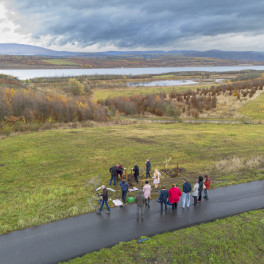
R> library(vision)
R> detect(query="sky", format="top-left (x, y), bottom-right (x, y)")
top-left (0, 0), bottom-right (264, 52)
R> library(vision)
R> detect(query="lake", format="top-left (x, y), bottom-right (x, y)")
top-left (1, 65), bottom-right (264, 80)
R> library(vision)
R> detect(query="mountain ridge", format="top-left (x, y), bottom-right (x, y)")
top-left (1, 43), bottom-right (264, 62)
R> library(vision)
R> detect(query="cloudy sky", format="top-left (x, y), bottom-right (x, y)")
top-left (0, 0), bottom-right (264, 52)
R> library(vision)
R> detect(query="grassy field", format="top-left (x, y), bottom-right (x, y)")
top-left (238, 92), bottom-right (264, 120)
top-left (62, 209), bottom-right (264, 264)
top-left (0, 123), bottom-right (264, 234)
top-left (41, 59), bottom-right (81, 66)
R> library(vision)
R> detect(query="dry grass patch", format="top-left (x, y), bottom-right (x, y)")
top-left (197, 90), bottom-right (264, 119)
top-left (215, 156), bottom-right (264, 172)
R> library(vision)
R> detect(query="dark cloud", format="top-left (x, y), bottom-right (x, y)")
top-left (3, 0), bottom-right (264, 49)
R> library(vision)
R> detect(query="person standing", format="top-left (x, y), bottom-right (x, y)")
top-left (143, 181), bottom-right (151, 208)
top-left (145, 159), bottom-right (151, 178)
top-left (192, 181), bottom-right (199, 206)
top-left (109, 164), bottom-right (118, 186)
top-left (159, 186), bottom-right (169, 212)
top-left (197, 176), bottom-right (204, 203)
top-left (153, 169), bottom-right (161, 191)
top-left (203, 175), bottom-right (211, 200)
top-left (117, 164), bottom-right (124, 179)
top-left (97, 185), bottom-right (110, 214)
top-left (168, 184), bottom-right (182, 211)
top-left (119, 177), bottom-right (129, 205)
top-left (133, 164), bottom-right (139, 183)
top-left (135, 190), bottom-right (145, 220)
top-left (181, 179), bottom-right (192, 208)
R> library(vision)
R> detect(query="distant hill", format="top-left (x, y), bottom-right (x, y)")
top-left (0, 43), bottom-right (75, 56)
top-left (1, 43), bottom-right (264, 62)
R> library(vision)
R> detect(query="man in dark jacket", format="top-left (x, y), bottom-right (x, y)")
top-left (109, 164), bottom-right (118, 186)
top-left (159, 186), bottom-right (169, 212)
top-left (97, 185), bottom-right (110, 214)
top-left (145, 159), bottom-right (151, 178)
top-left (197, 176), bottom-right (204, 203)
top-left (120, 178), bottom-right (129, 205)
top-left (133, 164), bottom-right (139, 183)
top-left (181, 179), bottom-right (192, 208)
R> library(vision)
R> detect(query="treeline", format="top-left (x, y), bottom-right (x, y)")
top-left (101, 77), bottom-right (264, 118)
top-left (0, 88), bottom-right (109, 129)
top-left (103, 93), bottom-right (180, 117)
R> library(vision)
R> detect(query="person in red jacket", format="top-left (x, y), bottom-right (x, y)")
top-left (168, 184), bottom-right (182, 211)
top-left (203, 175), bottom-right (211, 200)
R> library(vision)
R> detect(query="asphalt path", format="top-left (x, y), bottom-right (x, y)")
top-left (0, 180), bottom-right (264, 264)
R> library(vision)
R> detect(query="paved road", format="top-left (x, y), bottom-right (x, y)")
top-left (0, 180), bottom-right (264, 264)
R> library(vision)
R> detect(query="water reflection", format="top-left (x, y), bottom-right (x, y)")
top-left (127, 80), bottom-right (197, 87)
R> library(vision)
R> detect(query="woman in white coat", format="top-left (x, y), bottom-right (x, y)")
top-left (153, 169), bottom-right (161, 190)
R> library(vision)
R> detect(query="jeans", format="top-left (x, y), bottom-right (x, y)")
top-left (182, 192), bottom-right (190, 208)
top-left (109, 175), bottom-right (116, 186)
top-left (145, 198), bottom-right (150, 207)
top-left (137, 206), bottom-right (144, 219)
top-left (172, 203), bottom-right (178, 210)
top-left (122, 190), bottom-right (127, 203)
top-left (204, 189), bottom-right (208, 198)
top-left (198, 190), bottom-right (203, 201)
top-left (99, 200), bottom-right (110, 211)
top-left (160, 200), bottom-right (167, 211)
top-left (146, 170), bottom-right (150, 178)
top-left (193, 196), bottom-right (197, 205)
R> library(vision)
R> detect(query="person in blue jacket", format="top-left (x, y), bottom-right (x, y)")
top-left (145, 159), bottom-right (151, 178)
top-left (120, 177), bottom-right (129, 205)
top-left (159, 186), bottom-right (169, 212)
top-left (181, 179), bottom-right (192, 208)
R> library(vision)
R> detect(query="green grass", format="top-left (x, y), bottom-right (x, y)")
top-left (0, 123), bottom-right (264, 234)
top-left (41, 59), bottom-right (80, 66)
top-left (238, 92), bottom-right (264, 120)
top-left (62, 209), bottom-right (264, 264)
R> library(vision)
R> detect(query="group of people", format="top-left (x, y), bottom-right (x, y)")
top-left (134, 175), bottom-right (210, 219)
top-left (97, 160), bottom-right (211, 218)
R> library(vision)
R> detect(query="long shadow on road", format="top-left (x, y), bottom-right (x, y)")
top-left (0, 180), bottom-right (264, 264)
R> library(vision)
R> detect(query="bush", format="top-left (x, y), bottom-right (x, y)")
top-left (69, 78), bottom-right (84, 96)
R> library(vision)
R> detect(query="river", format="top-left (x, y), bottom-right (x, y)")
top-left (1, 65), bottom-right (264, 80)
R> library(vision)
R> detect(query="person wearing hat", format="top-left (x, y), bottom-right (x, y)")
top-left (143, 181), bottom-right (151, 208)
top-left (97, 185), bottom-right (110, 214)
top-left (203, 175), bottom-right (211, 199)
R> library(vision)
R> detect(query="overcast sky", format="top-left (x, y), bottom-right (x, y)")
top-left (0, 0), bottom-right (264, 52)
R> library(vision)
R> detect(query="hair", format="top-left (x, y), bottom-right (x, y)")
top-left (145, 181), bottom-right (149, 184)
top-left (122, 177), bottom-right (126, 180)
top-left (162, 186), bottom-right (166, 189)
top-left (172, 184), bottom-right (176, 187)
top-left (102, 185), bottom-right (105, 189)
top-left (198, 176), bottom-right (203, 182)
top-left (204, 175), bottom-right (208, 178)
top-left (183, 178), bottom-right (187, 182)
